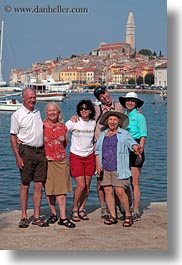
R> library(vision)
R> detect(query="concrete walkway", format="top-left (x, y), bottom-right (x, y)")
top-left (0, 202), bottom-right (167, 251)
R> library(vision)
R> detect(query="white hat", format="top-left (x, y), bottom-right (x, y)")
top-left (119, 92), bottom-right (144, 108)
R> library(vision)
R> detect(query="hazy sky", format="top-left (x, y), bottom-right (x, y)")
top-left (0, 0), bottom-right (167, 82)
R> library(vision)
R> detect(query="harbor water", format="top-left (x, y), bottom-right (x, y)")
top-left (0, 92), bottom-right (167, 213)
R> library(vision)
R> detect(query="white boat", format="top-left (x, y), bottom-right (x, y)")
top-left (42, 78), bottom-right (72, 93)
top-left (25, 82), bottom-right (67, 102)
top-left (0, 98), bottom-right (22, 111)
top-left (160, 90), bottom-right (167, 101)
top-left (92, 99), bottom-right (101, 106)
top-left (36, 91), bottom-right (67, 102)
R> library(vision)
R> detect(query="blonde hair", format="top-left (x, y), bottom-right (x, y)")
top-left (44, 102), bottom-right (64, 123)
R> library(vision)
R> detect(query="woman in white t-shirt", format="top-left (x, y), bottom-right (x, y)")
top-left (65, 99), bottom-right (96, 222)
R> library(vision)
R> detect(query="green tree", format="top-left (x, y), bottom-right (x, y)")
top-left (70, 54), bottom-right (78, 59)
top-left (139, 49), bottom-right (153, 57)
top-left (128, 78), bottom-right (135, 84)
top-left (136, 76), bottom-right (143, 85)
top-left (145, 74), bottom-right (154, 85)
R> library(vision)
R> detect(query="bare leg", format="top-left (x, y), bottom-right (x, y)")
top-left (20, 183), bottom-right (29, 219)
top-left (130, 167), bottom-right (141, 211)
top-left (33, 182), bottom-right (43, 219)
top-left (104, 186), bottom-right (116, 218)
top-left (46, 195), bottom-right (57, 216)
top-left (79, 176), bottom-right (92, 211)
top-left (73, 176), bottom-right (85, 212)
top-left (56, 194), bottom-right (67, 219)
top-left (97, 179), bottom-right (106, 205)
top-left (114, 186), bottom-right (131, 217)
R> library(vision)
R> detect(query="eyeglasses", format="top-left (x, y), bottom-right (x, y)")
top-left (79, 107), bottom-right (89, 111)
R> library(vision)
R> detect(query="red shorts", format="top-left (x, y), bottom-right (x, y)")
top-left (69, 152), bottom-right (95, 178)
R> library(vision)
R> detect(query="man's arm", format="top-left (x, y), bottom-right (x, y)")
top-left (10, 134), bottom-right (24, 169)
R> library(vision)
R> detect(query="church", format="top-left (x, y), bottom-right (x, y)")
top-left (92, 10), bottom-right (135, 57)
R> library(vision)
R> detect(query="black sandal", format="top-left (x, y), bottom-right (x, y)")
top-left (32, 217), bottom-right (49, 227)
top-left (104, 216), bottom-right (118, 225)
top-left (46, 213), bottom-right (58, 224)
top-left (123, 216), bottom-right (133, 227)
top-left (79, 209), bottom-right (89, 220)
top-left (58, 218), bottom-right (76, 228)
top-left (19, 218), bottom-right (29, 228)
top-left (72, 210), bottom-right (80, 222)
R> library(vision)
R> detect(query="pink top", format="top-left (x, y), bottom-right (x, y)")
top-left (43, 121), bottom-right (68, 161)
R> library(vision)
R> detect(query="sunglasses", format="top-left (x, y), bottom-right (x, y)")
top-left (79, 107), bottom-right (89, 111)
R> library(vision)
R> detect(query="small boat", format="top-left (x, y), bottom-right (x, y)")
top-left (0, 98), bottom-right (22, 111)
top-left (25, 82), bottom-right (67, 102)
top-left (92, 99), bottom-right (101, 106)
top-left (160, 90), bottom-right (167, 101)
top-left (36, 91), bottom-right (67, 102)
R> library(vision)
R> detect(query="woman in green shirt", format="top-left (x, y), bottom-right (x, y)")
top-left (119, 92), bottom-right (147, 222)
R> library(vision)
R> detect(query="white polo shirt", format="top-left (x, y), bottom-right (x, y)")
top-left (10, 105), bottom-right (44, 147)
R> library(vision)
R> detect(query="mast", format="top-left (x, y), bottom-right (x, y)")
top-left (0, 21), bottom-right (4, 82)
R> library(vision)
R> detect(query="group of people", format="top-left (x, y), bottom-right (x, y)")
top-left (10, 85), bottom-right (147, 229)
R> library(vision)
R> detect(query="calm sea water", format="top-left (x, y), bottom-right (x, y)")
top-left (0, 92), bottom-right (167, 213)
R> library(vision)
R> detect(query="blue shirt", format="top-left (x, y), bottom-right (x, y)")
top-left (95, 127), bottom-right (139, 179)
top-left (125, 108), bottom-right (147, 139)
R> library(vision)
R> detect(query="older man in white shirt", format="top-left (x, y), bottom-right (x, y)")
top-left (10, 87), bottom-right (48, 228)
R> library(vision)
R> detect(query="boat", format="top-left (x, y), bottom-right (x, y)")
top-left (92, 99), bottom-right (101, 106)
top-left (160, 90), bottom-right (167, 101)
top-left (0, 98), bottom-right (22, 111)
top-left (36, 91), bottom-right (67, 102)
top-left (25, 82), bottom-right (67, 102)
top-left (42, 78), bottom-right (72, 93)
top-left (0, 21), bottom-right (22, 93)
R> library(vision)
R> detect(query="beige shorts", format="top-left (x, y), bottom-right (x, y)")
top-left (101, 170), bottom-right (129, 188)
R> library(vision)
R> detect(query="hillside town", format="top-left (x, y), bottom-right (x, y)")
top-left (9, 11), bottom-right (167, 91)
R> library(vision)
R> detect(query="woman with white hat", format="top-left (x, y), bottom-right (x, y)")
top-left (119, 92), bottom-right (147, 222)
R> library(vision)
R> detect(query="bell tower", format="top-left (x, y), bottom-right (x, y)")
top-left (126, 10), bottom-right (135, 49)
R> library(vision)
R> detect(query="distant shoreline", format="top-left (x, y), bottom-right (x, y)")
top-left (107, 88), bottom-right (163, 94)
top-left (71, 88), bottom-right (164, 94)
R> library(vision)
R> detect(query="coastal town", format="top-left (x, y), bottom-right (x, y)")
top-left (8, 11), bottom-right (167, 92)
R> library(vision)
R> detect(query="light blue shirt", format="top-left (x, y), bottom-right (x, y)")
top-left (125, 108), bottom-right (147, 139)
top-left (95, 127), bottom-right (139, 179)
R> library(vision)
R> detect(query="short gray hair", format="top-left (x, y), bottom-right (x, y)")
top-left (22, 87), bottom-right (36, 97)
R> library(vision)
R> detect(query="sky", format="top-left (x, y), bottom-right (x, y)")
top-left (0, 0), bottom-right (167, 82)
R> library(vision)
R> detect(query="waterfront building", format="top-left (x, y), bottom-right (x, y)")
top-left (154, 62), bottom-right (167, 87)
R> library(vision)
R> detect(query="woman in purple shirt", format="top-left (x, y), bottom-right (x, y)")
top-left (95, 110), bottom-right (142, 227)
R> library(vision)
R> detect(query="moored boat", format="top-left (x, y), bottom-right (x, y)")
top-left (25, 82), bottom-right (67, 102)
top-left (0, 98), bottom-right (22, 111)
top-left (36, 91), bottom-right (67, 102)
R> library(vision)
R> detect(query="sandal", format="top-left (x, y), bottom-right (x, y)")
top-left (123, 216), bottom-right (133, 227)
top-left (104, 216), bottom-right (118, 225)
top-left (46, 213), bottom-right (58, 224)
top-left (79, 209), bottom-right (89, 220)
top-left (19, 218), bottom-right (29, 228)
top-left (58, 218), bottom-right (76, 228)
top-left (32, 217), bottom-right (49, 227)
top-left (72, 210), bottom-right (80, 222)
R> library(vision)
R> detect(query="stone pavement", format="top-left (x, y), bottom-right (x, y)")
top-left (0, 202), bottom-right (167, 251)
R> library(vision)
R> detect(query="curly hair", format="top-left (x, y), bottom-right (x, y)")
top-left (76, 99), bottom-right (95, 120)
